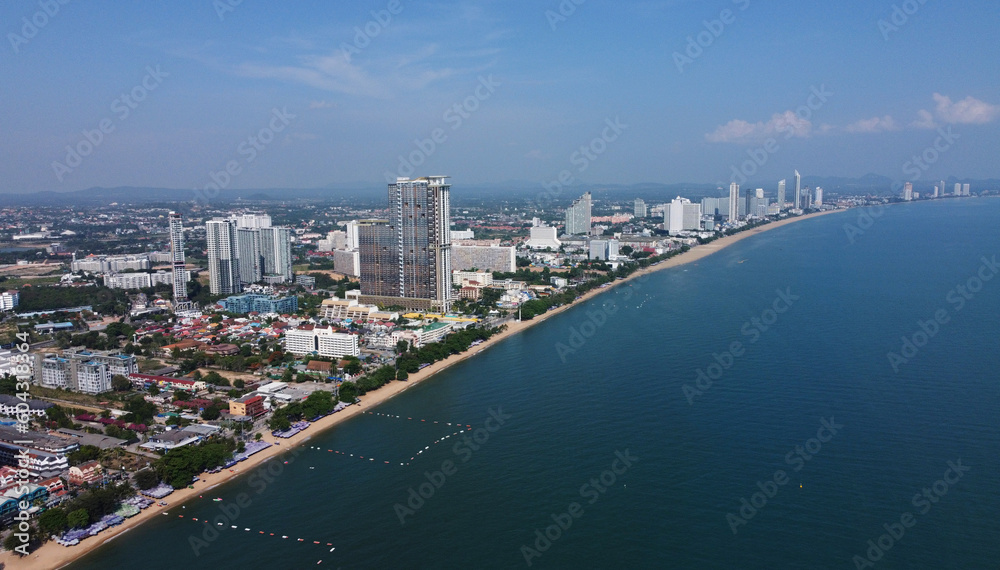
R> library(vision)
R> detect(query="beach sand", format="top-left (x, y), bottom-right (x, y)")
top-left (2, 209), bottom-right (844, 570)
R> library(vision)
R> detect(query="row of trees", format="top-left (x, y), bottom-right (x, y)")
top-left (268, 391), bottom-right (336, 430)
top-left (156, 437), bottom-right (241, 489)
top-left (33, 483), bottom-right (135, 538)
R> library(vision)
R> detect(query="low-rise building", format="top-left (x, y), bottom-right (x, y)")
top-left (229, 394), bottom-right (265, 419)
top-left (0, 291), bottom-right (19, 311)
top-left (284, 326), bottom-right (360, 359)
top-left (0, 426), bottom-right (78, 479)
top-left (68, 461), bottom-right (103, 486)
top-left (219, 294), bottom-right (298, 315)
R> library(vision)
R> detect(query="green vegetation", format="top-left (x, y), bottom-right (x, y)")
top-left (156, 438), bottom-right (239, 489)
top-left (17, 285), bottom-right (130, 315)
top-left (268, 391), bottom-right (336, 430)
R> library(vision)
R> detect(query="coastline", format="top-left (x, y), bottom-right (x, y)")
top-left (4, 209), bottom-right (844, 570)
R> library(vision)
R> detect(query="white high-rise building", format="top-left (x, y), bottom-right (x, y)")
top-left (168, 212), bottom-right (188, 302)
top-left (903, 183), bottom-right (914, 201)
top-left (284, 327), bottom-right (360, 359)
top-left (954, 183), bottom-right (962, 196)
top-left (728, 183), bottom-right (740, 220)
top-left (814, 187), bottom-right (823, 206)
top-left (235, 213), bottom-right (272, 229)
top-left (236, 227), bottom-right (263, 284)
top-left (794, 170), bottom-right (802, 210)
top-left (664, 197), bottom-right (702, 235)
top-left (962, 183), bottom-right (971, 196)
top-left (634, 198), bottom-right (648, 218)
top-left (777, 179), bottom-right (786, 208)
top-left (206, 219), bottom-right (241, 295)
top-left (565, 192), bottom-right (592, 235)
top-left (260, 226), bottom-right (293, 283)
top-left (345, 221), bottom-right (360, 250)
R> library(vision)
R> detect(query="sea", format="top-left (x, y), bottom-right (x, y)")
top-left (70, 198), bottom-right (1000, 569)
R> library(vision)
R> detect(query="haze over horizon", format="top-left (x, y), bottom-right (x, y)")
top-left (2, 1), bottom-right (999, 195)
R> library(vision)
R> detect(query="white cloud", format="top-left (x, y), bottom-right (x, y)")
top-left (931, 93), bottom-right (1000, 125)
top-left (705, 110), bottom-right (812, 143)
top-left (911, 109), bottom-right (937, 129)
top-left (844, 115), bottom-right (899, 134)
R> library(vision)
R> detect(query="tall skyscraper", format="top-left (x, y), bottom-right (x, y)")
top-left (954, 183), bottom-right (962, 196)
top-left (260, 226), bottom-right (293, 282)
top-left (236, 227), bottom-right (263, 284)
top-left (664, 197), bottom-right (701, 235)
top-left (634, 198), bottom-right (647, 218)
top-left (206, 219), bottom-right (241, 295)
top-left (565, 192), bottom-right (592, 235)
top-left (168, 212), bottom-right (188, 303)
top-left (344, 221), bottom-right (360, 250)
top-left (903, 182), bottom-right (914, 201)
top-left (940, 180), bottom-right (947, 196)
top-left (235, 213), bottom-right (272, 229)
top-left (777, 179), bottom-right (786, 208)
top-left (728, 183), bottom-right (740, 220)
top-left (794, 170), bottom-right (802, 210)
top-left (814, 187), bottom-right (823, 206)
top-left (358, 176), bottom-right (453, 311)
top-left (962, 183), bottom-right (971, 196)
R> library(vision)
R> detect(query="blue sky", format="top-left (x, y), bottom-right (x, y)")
top-left (1, 0), bottom-right (998, 194)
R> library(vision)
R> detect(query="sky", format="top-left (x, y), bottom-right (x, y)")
top-left (1, 0), bottom-right (999, 194)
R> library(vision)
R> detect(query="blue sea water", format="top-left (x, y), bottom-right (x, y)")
top-left (70, 198), bottom-right (1000, 569)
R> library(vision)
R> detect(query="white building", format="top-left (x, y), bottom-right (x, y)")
top-left (729, 183), bottom-right (740, 220)
top-left (527, 225), bottom-right (561, 250)
top-left (333, 249), bottom-right (360, 277)
top-left (565, 192), bottom-right (592, 236)
top-left (0, 291), bottom-right (18, 311)
top-left (664, 197), bottom-right (702, 235)
top-left (453, 271), bottom-right (493, 287)
top-left (284, 326), bottom-right (360, 359)
top-left (451, 229), bottom-right (475, 240)
top-left (206, 219), bottom-right (241, 295)
top-left (451, 245), bottom-right (515, 273)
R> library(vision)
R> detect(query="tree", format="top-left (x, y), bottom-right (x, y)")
top-left (134, 469), bottom-right (159, 491)
top-left (396, 340), bottom-right (409, 354)
top-left (281, 368), bottom-right (294, 383)
top-left (67, 508), bottom-right (89, 529)
top-left (254, 433), bottom-right (262, 442)
top-left (233, 379), bottom-right (245, 389)
top-left (338, 381), bottom-right (358, 403)
top-left (38, 507), bottom-right (68, 536)
top-left (343, 360), bottom-right (362, 376)
top-left (201, 406), bottom-right (221, 421)
top-left (174, 390), bottom-right (191, 402)
top-left (111, 374), bottom-right (131, 392)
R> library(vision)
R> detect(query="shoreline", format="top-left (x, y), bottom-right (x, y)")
top-left (4, 209), bottom-right (844, 570)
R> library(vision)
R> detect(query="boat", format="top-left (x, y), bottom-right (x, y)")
top-left (213, 498), bottom-right (223, 502)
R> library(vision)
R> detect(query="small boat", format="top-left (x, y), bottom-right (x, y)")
top-left (213, 498), bottom-right (223, 502)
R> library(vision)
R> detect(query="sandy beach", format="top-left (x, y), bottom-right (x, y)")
top-left (2, 209), bottom-right (844, 570)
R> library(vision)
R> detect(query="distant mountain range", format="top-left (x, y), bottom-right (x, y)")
top-left (1, 175), bottom-right (997, 207)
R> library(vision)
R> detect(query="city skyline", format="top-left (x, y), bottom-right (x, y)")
top-left (1, 2), bottom-right (999, 194)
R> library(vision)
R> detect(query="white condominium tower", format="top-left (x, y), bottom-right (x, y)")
top-left (168, 212), bottom-right (188, 302)
top-left (206, 219), bottom-right (241, 295)
top-left (565, 192), bottom-right (592, 235)
top-left (729, 182), bottom-right (740, 220)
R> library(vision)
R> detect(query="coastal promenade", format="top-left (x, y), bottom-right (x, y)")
top-left (2, 208), bottom-right (845, 570)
